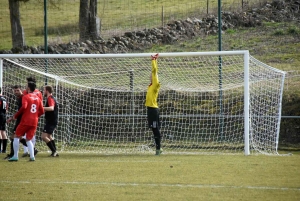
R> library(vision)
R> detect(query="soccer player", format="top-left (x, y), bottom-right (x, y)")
top-left (0, 88), bottom-right (8, 154)
top-left (41, 85), bottom-right (59, 157)
top-left (8, 82), bottom-right (44, 162)
top-left (145, 54), bottom-right (162, 155)
top-left (4, 85), bottom-right (38, 159)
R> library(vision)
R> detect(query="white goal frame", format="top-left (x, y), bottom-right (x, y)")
top-left (0, 51), bottom-right (285, 155)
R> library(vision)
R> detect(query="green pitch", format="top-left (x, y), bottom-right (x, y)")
top-left (0, 152), bottom-right (299, 201)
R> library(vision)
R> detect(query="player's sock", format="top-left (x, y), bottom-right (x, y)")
top-left (23, 146), bottom-right (28, 154)
top-left (154, 138), bottom-right (161, 150)
top-left (152, 128), bottom-right (161, 150)
top-left (26, 140), bottom-right (34, 158)
top-left (2, 139), bottom-right (7, 153)
top-left (46, 141), bottom-right (56, 153)
top-left (0, 139), bottom-right (2, 152)
top-left (13, 138), bottom-right (20, 158)
top-left (32, 136), bottom-right (36, 146)
top-left (10, 139), bottom-right (14, 156)
top-left (20, 138), bottom-right (27, 147)
top-left (51, 140), bottom-right (57, 151)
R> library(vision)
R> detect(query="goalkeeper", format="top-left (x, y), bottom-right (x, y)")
top-left (145, 54), bottom-right (162, 155)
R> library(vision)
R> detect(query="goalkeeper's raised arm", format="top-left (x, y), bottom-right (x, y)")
top-left (145, 54), bottom-right (162, 155)
top-left (145, 53), bottom-right (160, 108)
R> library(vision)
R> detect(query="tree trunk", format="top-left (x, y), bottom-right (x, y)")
top-left (89, 0), bottom-right (100, 40)
top-left (79, 0), bottom-right (90, 41)
top-left (9, 0), bottom-right (25, 48)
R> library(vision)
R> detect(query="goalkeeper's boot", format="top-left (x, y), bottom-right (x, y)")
top-left (155, 149), bottom-right (163, 156)
top-left (8, 157), bottom-right (18, 162)
top-left (51, 152), bottom-right (59, 157)
top-left (29, 157), bottom-right (35, 162)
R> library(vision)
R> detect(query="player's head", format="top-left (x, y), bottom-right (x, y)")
top-left (43, 85), bottom-right (53, 96)
top-left (27, 81), bottom-right (36, 93)
top-left (26, 76), bottom-right (36, 84)
top-left (12, 85), bottom-right (22, 97)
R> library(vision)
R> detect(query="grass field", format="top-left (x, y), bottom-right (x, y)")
top-left (0, 152), bottom-right (299, 201)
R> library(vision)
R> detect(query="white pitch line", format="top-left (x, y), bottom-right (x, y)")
top-left (1, 180), bottom-right (300, 191)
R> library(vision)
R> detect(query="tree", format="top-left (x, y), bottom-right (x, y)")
top-left (79, 0), bottom-right (100, 41)
top-left (9, 0), bottom-right (25, 48)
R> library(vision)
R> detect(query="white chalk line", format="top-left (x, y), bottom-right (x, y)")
top-left (1, 180), bottom-right (299, 191)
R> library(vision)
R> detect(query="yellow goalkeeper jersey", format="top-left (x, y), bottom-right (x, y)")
top-left (145, 59), bottom-right (160, 108)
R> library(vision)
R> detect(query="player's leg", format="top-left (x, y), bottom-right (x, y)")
top-left (31, 135), bottom-right (38, 156)
top-left (22, 135), bottom-right (29, 157)
top-left (5, 122), bottom-right (18, 159)
top-left (20, 133), bottom-right (38, 156)
top-left (8, 134), bottom-right (20, 162)
top-left (42, 124), bottom-right (58, 156)
top-left (42, 132), bottom-right (57, 156)
top-left (147, 107), bottom-right (162, 155)
top-left (8, 125), bottom-right (29, 161)
top-left (3, 135), bottom-right (14, 159)
top-left (0, 131), bottom-right (2, 153)
top-left (49, 134), bottom-right (57, 153)
top-left (0, 119), bottom-right (8, 153)
top-left (31, 135), bottom-right (36, 146)
top-left (1, 130), bottom-right (8, 153)
top-left (25, 127), bottom-right (37, 161)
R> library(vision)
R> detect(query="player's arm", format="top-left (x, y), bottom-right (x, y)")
top-left (151, 54), bottom-right (159, 86)
top-left (11, 97), bottom-right (27, 121)
top-left (44, 97), bottom-right (55, 111)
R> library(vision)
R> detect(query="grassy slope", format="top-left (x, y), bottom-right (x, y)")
top-left (0, 0), bottom-right (261, 50)
top-left (146, 22), bottom-right (300, 73)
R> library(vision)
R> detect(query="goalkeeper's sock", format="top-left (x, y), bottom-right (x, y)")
top-left (154, 138), bottom-right (161, 150)
top-left (152, 128), bottom-right (161, 150)
top-left (20, 138), bottom-right (27, 147)
top-left (46, 141), bottom-right (56, 153)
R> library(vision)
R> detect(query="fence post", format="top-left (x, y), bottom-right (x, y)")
top-left (207, 0), bottom-right (209, 14)
top-left (162, 6), bottom-right (164, 27)
top-left (242, 0), bottom-right (244, 10)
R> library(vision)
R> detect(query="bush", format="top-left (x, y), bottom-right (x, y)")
top-left (287, 26), bottom-right (300, 35)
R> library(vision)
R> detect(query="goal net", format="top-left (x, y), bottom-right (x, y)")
top-left (0, 51), bottom-right (285, 155)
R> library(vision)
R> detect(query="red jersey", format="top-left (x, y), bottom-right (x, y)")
top-left (14, 93), bottom-right (44, 127)
top-left (23, 89), bottom-right (43, 102)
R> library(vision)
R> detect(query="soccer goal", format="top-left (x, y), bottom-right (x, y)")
top-left (0, 51), bottom-right (285, 155)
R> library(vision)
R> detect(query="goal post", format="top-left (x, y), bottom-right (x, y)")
top-left (0, 51), bottom-right (285, 155)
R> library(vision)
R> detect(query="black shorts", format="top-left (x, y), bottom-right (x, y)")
top-left (147, 107), bottom-right (160, 129)
top-left (43, 122), bottom-right (57, 134)
top-left (0, 114), bottom-right (6, 131)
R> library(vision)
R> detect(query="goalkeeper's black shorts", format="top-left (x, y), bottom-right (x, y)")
top-left (147, 107), bottom-right (160, 129)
